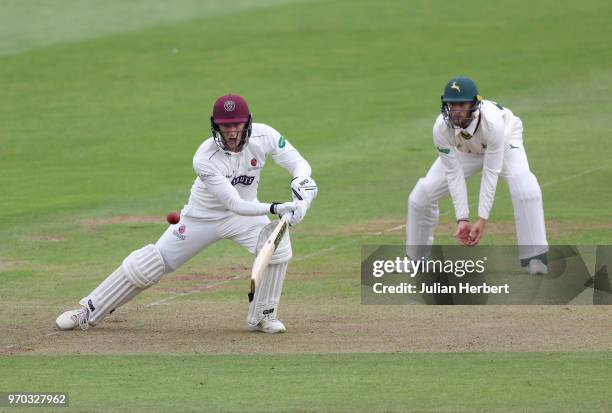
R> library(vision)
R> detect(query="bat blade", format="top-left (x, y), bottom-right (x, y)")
top-left (250, 215), bottom-right (290, 295)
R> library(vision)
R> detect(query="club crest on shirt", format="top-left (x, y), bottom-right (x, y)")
top-left (173, 224), bottom-right (187, 240)
top-left (248, 158), bottom-right (263, 171)
top-left (231, 175), bottom-right (255, 186)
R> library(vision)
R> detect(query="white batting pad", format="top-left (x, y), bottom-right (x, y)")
top-left (79, 244), bottom-right (166, 325)
top-left (247, 262), bottom-right (287, 327)
top-left (122, 244), bottom-right (166, 288)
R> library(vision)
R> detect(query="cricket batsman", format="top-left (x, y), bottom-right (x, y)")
top-left (56, 94), bottom-right (317, 333)
top-left (406, 76), bottom-right (548, 274)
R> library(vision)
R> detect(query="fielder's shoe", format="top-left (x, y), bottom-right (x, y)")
top-left (528, 259), bottom-right (548, 275)
top-left (250, 318), bottom-right (286, 334)
top-left (55, 307), bottom-right (90, 330)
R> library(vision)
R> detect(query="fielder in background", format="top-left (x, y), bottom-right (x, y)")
top-left (406, 76), bottom-right (548, 274)
top-left (56, 94), bottom-right (318, 333)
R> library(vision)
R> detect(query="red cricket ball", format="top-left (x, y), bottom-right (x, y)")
top-left (166, 211), bottom-right (180, 225)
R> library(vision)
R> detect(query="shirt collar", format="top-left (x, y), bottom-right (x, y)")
top-left (223, 149), bottom-right (243, 157)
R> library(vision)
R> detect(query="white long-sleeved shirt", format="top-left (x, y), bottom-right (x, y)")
top-left (182, 123), bottom-right (311, 219)
top-left (433, 100), bottom-right (522, 220)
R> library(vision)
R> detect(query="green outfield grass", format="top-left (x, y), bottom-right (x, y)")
top-left (2, 0), bottom-right (612, 412)
top-left (2, 353), bottom-right (611, 413)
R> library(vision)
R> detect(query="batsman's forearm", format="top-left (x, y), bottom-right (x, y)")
top-left (290, 159), bottom-right (312, 178)
top-left (275, 148), bottom-right (311, 178)
top-left (226, 197), bottom-right (271, 216)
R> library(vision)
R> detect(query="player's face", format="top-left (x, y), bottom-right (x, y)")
top-left (448, 102), bottom-right (475, 128)
top-left (218, 122), bottom-right (246, 152)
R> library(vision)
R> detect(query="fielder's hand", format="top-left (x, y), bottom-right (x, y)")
top-left (467, 218), bottom-right (486, 246)
top-left (454, 220), bottom-right (471, 246)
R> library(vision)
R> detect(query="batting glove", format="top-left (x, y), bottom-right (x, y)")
top-left (288, 200), bottom-right (308, 226)
top-left (291, 176), bottom-right (318, 205)
top-left (270, 202), bottom-right (296, 217)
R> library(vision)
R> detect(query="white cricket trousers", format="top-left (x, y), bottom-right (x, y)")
top-left (156, 214), bottom-right (272, 271)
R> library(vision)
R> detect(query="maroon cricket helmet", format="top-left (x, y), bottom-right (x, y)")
top-left (212, 94), bottom-right (251, 124)
top-left (210, 93), bottom-right (253, 152)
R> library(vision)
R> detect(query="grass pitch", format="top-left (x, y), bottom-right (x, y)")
top-left (1, 0), bottom-right (612, 412)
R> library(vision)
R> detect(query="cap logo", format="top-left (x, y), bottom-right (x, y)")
top-left (223, 100), bottom-right (236, 111)
top-left (451, 82), bottom-right (461, 92)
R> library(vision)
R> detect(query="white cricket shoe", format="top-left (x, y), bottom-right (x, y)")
top-left (528, 259), bottom-right (548, 275)
top-left (250, 318), bottom-right (286, 334)
top-left (55, 307), bottom-right (90, 330)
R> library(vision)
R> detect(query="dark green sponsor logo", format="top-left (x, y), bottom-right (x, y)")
top-left (278, 136), bottom-right (286, 148)
top-left (437, 146), bottom-right (450, 154)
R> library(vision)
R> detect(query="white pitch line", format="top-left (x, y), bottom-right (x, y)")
top-left (294, 238), bottom-right (364, 262)
top-left (2, 330), bottom-right (62, 354)
top-left (539, 165), bottom-right (607, 188)
top-left (294, 223), bottom-right (407, 262)
top-left (146, 275), bottom-right (243, 306)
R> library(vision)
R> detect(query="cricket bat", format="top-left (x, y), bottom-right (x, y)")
top-left (249, 214), bottom-right (291, 299)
